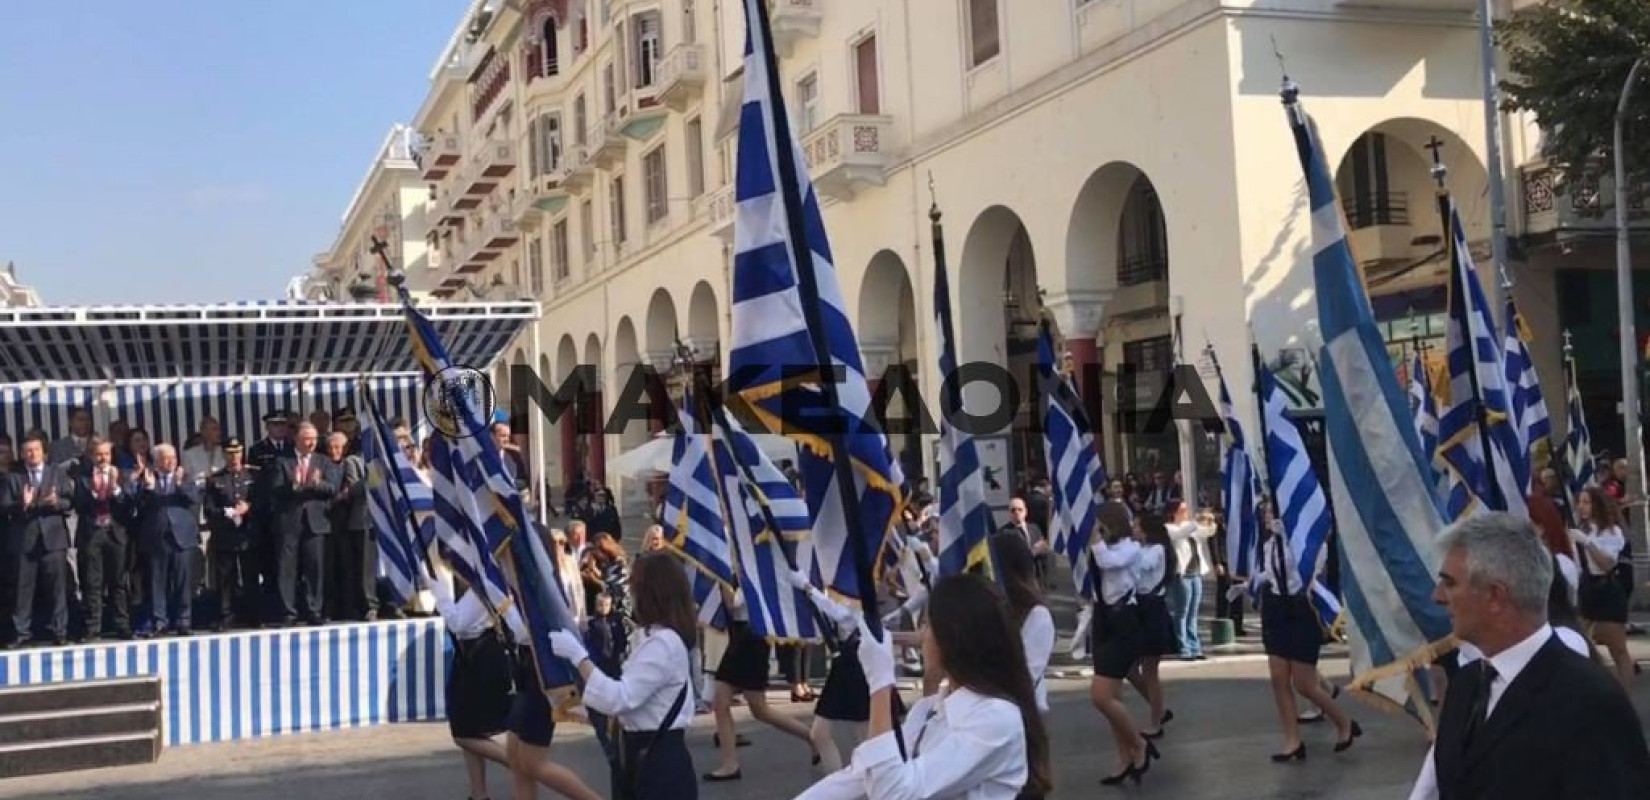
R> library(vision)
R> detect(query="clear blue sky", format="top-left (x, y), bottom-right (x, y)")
top-left (0, 1), bottom-right (462, 304)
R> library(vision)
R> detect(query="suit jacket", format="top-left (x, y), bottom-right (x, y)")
top-left (71, 465), bottom-right (135, 547)
top-left (47, 436), bottom-right (89, 467)
top-left (133, 474), bottom-right (202, 552)
top-left (273, 453), bottom-right (339, 537)
top-left (1434, 634), bottom-right (1650, 799)
top-left (330, 455), bottom-right (370, 532)
top-left (0, 465), bottom-right (75, 555)
top-left (204, 467), bottom-right (259, 551)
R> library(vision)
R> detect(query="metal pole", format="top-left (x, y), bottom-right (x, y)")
top-left (1614, 57), bottom-right (1646, 548)
top-left (531, 317), bottom-right (549, 527)
top-left (1478, 0), bottom-right (1513, 321)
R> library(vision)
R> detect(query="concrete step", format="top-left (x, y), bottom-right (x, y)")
top-left (0, 702), bottom-right (160, 746)
top-left (0, 677), bottom-right (160, 716)
top-left (0, 731), bottom-right (160, 778)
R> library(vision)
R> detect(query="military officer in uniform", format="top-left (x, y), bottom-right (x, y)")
top-left (206, 438), bottom-right (259, 631)
top-left (247, 410), bottom-right (293, 623)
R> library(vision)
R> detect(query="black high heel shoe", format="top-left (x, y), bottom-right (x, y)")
top-left (1271, 743), bottom-right (1306, 763)
top-left (1141, 738), bottom-right (1161, 762)
top-left (1334, 720), bottom-right (1363, 753)
top-left (1100, 757), bottom-right (1148, 786)
top-left (1161, 708), bottom-right (1174, 725)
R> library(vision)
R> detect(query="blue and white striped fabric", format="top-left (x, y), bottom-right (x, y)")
top-left (0, 620), bottom-right (448, 747)
top-left (359, 395), bottom-right (431, 605)
top-left (1216, 366), bottom-right (1261, 586)
top-left (662, 390), bottom-right (738, 623)
top-left (1258, 362), bottom-right (1333, 593)
top-left (1503, 298), bottom-right (1549, 490)
top-left (724, 0), bottom-right (903, 608)
top-left (932, 214), bottom-right (996, 578)
top-left (0, 385), bottom-right (95, 440)
top-left (1410, 354), bottom-right (1470, 520)
top-left (1286, 82), bottom-right (1451, 724)
top-left (1437, 198), bottom-right (1527, 518)
top-left (110, 377), bottom-right (421, 449)
top-left (406, 303), bottom-right (579, 698)
top-left (1562, 357), bottom-right (1595, 509)
top-left (1037, 326), bottom-right (1102, 599)
top-left (425, 442), bottom-right (515, 614)
top-left (712, 414), bottom-right (820, 644)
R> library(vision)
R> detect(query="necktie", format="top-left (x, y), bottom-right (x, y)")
top-left (30, 468), bottom-right (41, 490)
top-left (1464, 661), bottom-right (1498, 746)
top-left (298, 456), bottom-right (308, 483)
top-left (162, 474), bottom-right (172, 494)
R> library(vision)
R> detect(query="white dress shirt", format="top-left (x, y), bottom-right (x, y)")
top-left (1572, 525), bottom-right (1625, 576)
top-left (1167, 521), bottom-right (1216, 578)
top-left (432, 583), bottom-right (494, 641)
top-left (581, 625), bottom-right (695, 732)
top-left (1020, 606), bottom-right (1054, 713)
top-left (793, 687), bottom-right (1029, 800)
top-left (1407, 625), bottom-right (1578, 800)
top-left (1089, 538), bottom-right (1142, 606)
top-left (1254, 534), bottom-right (1304, 596)
top-left (1133, 543), bottom-right (1168, 595)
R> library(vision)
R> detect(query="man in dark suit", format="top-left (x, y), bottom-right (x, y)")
top-left (204, 438), bottom-right (258, 631)
top-left (247, 409), bottom-right (293, 619)
top-left (1, 433), bottom-right (75, 647)
top-left (1416, 512), bottom-right (1649, 799)
top-left (273, 422), bottom-right (338, 626)
top-left (325, 431), bottom-right (374, 621)
top-left (132, 444), bottom-right (201, 637)
top-left (999, 495), bottom-right (1049, 588)
top-left (72, 436), bottom-right (134, 641)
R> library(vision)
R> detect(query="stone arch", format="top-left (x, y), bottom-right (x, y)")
top-left (686, 280), bottom-right (719, 360)
top-left (858, 249), bottom-right (923, 481)
top-left (556, 334), bottom-right (578, 382)
top-left (1064, 162), bottom-right (1154, 304)
top-left (644, 288), bottom-right (678, 361)
top-left (957, 204), bottom-right (1041, 487)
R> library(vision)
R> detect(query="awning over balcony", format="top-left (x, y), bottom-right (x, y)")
top-left (0, 301), bottom-right (539, 386)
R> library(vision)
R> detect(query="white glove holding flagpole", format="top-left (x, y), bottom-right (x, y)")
top-left (548, 629), bottom-right (589, 664)
top-left (1226, 583), bottom-right (1248, 603)
top-left (855, 618), bottom-right (896, 693)
top-left (790, 569), bottom-right (857, 636)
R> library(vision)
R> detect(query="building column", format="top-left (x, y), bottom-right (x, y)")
top-left (646, 350), bottom-right (677, 434)
top-left (1042, 290), bottom-right (1110, 392)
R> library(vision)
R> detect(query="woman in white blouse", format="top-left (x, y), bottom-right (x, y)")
top-left (988, 532), bottom-right (1056, 714)
top-left (425, 572), bottom-right (527, 800)
top-left (1088, 522), bottom-right (1157, 786)
top-left (792, 573), bottom-right (1052, 800)
top-left (548, 552), bottom-right (700, 800)
top-left (1570, 486), bottom-right (1634, 689)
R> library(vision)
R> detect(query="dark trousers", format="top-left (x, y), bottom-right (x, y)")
top-left (212, 544), bottom-right (260, 624)
top-left (146, 544), bottom-right (193, 631)
top-left (10, 547), bottom-right (68, 642)
top-left (79, 528), bottom-right (131, 636)
top-left (1215, 574), bottom-right (1247, 633)
top-left (776, 643), bottom-right (810, 686)
top-left (330, 528), bottom-right (377, 620)
top-left (277, 528), bottom-right (328, 621)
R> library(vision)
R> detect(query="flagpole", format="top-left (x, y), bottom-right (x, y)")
top-left (1249, 342), bottom-right (1282, 517)
top-left (747, 0), bottom-right (889, 639)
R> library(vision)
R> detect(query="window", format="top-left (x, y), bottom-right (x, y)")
top-left (796, 72), bottom-right (819, 132)
top-left (685, 117), bottom-right (705, 198)
top-left (1339, 133), bottom-right (1404, 230)
top-left (967, 0), bottom-right (1000, 68)
top-left (634, 12), bottom-right (663, 88)
top-left (537, 113), bottom-right (563, 173)
top-left (527, 239), bottom-right (544, 294)
top-left (574, 94), bottom-right (588, 145)
top-left (580, 199), bottom-right (595, 263)
top-left (643, 146), bottom-right (669, 225)
top-left (552, 220), bottom-right (571, 283)
top-left (854, 35), bottom-right (880, 114)
top-left (682, 2), bottom-right (696, 45)
top-left (541, 16), bottom-right (560, 77)
top-left (610, 174), bottom-right (628, 249)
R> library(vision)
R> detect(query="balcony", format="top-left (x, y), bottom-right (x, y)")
top-left (1341, 192), bottom-right (1424, 266)
top-left (703, 184), bottom-right (736, 242)
top-left (800, 114), bottom-right (894, 202)
top-left (444, 178), bottom-right (485, 214)
top-left (456, 214), bottom-right (520, 274)
top-left (419, 133), bottom-right (462, 180)
top-left (471, 139), bottom-right (517, 179)
top-left (589, 114), bottom-right (626, 169)
top-left (565, 146), bottom-right (595, 191)
top-left (771, 0), bottom-right (822, 56)
top-left (513, 170), bottom-right (571, 229)
top-left (1522, 163), bottom-right (1650, 243)
top-left (657, 44), bottom-right (707, 112)
top-left (1109, 255), bottom-right (1169, 320)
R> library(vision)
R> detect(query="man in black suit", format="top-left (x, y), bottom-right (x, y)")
top-left (999, 495), bottom-right (1050, 588)
top-left (247, 409), bottom-right (293, 619)
top-left (325, 431), bottom-right (374, 622)
top-left (1, 433), bottom-right (74, 647)
top-left (132, 444), bottom-right (201, 637)
top-left (1415, 512), bottom-right (1649, 799)
top-left (204, 438), bottom-right (258, 631)
top-left (273, 422), bottom-right (338, 626)
top-left (72, 436), bottom-right (134, 641)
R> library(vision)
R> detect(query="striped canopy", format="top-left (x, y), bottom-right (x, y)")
top-left (0, 301), bottom-right (536, 385)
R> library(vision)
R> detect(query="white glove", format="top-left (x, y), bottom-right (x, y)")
top-left (855, 619), bottom-right (896, 693)
top-left (786, 569), bottom-right (811, 590)
top-left (901, 585), bottom-right (929, 616)
top-left (548, 629), bottom-right (589, 664)
top-left (1567, 529), bottom-right (1586, 544)
top-left (1226, 583), bottom-right (1247, 603)
top-left (808, 587), bottom-right (857, 635)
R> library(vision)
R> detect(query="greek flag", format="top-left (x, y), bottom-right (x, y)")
top-left (1437, 195), bottom-right (1528, 518)
top-left (661, 391), bottom-right (737, 603)
top-left (1562, 356), bottom-right (1595, 508)
top-left (359, 404), bottom-right (429, 605)
top-left (725, 0), bottom-right (904, 608)
top-left (1216, 363), bottom-right (1261, 585)
top-left (932, 204), bottom-right (995, 578)
top-left (424, 440), bottom-right (516, 615)
top-left (404, 304), bottom-right (581, 698)
top-left (1257, 361), bottom-right (1342, 629)
top-left (1411, 353), bottom-right (1472, 520)
top-left (1286, 81), bottom-right (1452, 725)
top-left (1037, 324), bottom-right (1103, 599)
top-left (1503, 298), bottom-right (1550, 487)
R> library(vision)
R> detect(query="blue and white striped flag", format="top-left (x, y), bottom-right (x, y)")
top-left (359, 404), bottom-right (429, 605)
top-left (1411, 353), bottom-right (1472, 520)
top-left (1562, 355), bottom-right (1595, 510)
top-left (725, 0), bottom-right (904, 610)
top-left (662, 391), bottom-right (738, 608)
top-left (1504, 298), bottom-right (1550, 488)
top-left (1037, 325), bottom-right (1103, 599)
top-left (1437, 196), bottom-right (1528, 518)
top-left (1216, 361), bottom-right (1261, 584)
top-left (1285, 81), bottom-right (1452, 726)
top-left (932, 202), bottom-right (995, 578)
top-left (405, 304), bottom-right (581, 699)
top-left (1257, 360), bottom-right (1342, 629)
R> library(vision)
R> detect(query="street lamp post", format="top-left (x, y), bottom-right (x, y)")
top-left (1613, 56), bottom-right (1647, 548)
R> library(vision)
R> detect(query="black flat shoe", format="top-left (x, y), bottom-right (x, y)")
top-left (702, 770), bottom-right (742, 782)
top-left (1271, 743), bottom-right (1306, 763)
top-left (1334, 720), bottom-right (1363, 753)
top-left (1161, 708), bottom-right (1174, 725)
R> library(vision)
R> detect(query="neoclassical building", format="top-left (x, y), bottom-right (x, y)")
top-left (314, 0), bottom-right (1648, 514)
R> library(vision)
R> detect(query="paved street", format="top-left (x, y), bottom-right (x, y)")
top-left (6, 649), bottom-right (1649, 800)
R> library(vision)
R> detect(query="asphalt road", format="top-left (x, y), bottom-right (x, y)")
top-left (6, 650), bottom-right (1649, 800)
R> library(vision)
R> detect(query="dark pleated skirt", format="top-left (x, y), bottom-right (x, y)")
top-left (506, 646), bottom-right (556, 747)
top-left (1137, 593), bottom-right (1180, 658)
top-left (446, 632), bottom-right (514, 740)
top-left (1579, 573), bottom-right (1629, 624)
top-left (816, 648), bottom-right (870, 722)
top-left (713, 622), bottom-right (772, 691)
top-left (618, 729), bottom-right (695, 800)
top-left (1090, 601), bottom-right (1143, 679)
top-left (1261, 592), bottom-right (1321, 666)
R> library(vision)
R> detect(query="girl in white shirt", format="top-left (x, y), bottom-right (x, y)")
top-left (988, 532), bottom-right (1056, 714)
top-left (792, 573), bottom-right (1052, 800)
top-left (1570, 486), bottom-right (1634, 689)
top-left (426, 573), bottom-right (523, 800)
top-left (1127, 513), bottom-right (1178, 738)
top-left (1088, 522), bottom-right (1157, 786)
top-left (550, 552), bottom-right (699, 800)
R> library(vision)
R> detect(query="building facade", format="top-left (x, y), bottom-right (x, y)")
top-left (355, 0), bottom-right (1649, 514)
top-left (307, 125), bottom-right (435, 303)
top-left (0, 261), bottom-right (42, 308)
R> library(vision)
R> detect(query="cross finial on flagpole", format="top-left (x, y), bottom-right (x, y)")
top-left (1425, 136), bottom-right (1449, 187)
top-left (928, 171), bottom-right (941, 224)
top-left (1563, 329), bottom-right (1574, 357)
